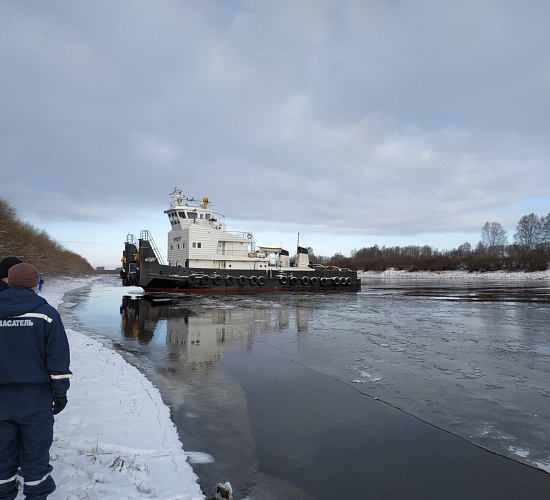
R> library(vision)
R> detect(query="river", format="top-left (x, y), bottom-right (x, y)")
top-left (59, 275), bottom-right (550, 499)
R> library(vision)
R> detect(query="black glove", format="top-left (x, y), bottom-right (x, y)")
top-left (52, 395), bottom-right (68, 415)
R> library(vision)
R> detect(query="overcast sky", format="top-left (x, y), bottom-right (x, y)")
top-left (2, 1), bottom-right (549, 268)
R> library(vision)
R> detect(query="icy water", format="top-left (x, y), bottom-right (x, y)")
top-left (60, 276), bottom-right (550, 499)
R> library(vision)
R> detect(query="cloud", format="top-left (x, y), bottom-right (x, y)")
top-left (1, 1), bottom-right (549, 266)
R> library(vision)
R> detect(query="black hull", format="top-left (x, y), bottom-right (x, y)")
top-left (141, 270), bottom-right (361, 293)
top-left (121, 239), bottom-right (361, 293)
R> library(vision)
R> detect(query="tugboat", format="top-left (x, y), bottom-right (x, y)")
top-left (121, 188), bottom-right (361, 293)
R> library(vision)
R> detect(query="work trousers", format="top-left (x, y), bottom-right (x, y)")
top-left (0, 385), bottom-right (55, 500)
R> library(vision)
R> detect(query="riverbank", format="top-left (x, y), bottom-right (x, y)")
top-left (27, 277), bottom-right (205, 500)
top-left (359, 269), bottom-right (550, 280)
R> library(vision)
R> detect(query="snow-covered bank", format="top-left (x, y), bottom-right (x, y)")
top-left (26, 277), bottom-right (204, 500)
top-left (359, 269), bottom-right (550, 280)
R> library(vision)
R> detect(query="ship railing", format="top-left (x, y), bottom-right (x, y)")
top-left (226, 231), bottom-right (253, 240)
top-left (125, 233), bottom-right (139, 247)
top-left (216, 250), bottom-right (252, 257)
top-left (139, 230), bottom-right (166, 265)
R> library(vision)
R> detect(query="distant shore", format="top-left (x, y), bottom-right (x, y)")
top-left (359, 269), bottom-right (550, 280)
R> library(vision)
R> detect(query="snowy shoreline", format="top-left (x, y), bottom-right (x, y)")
top-left (32, 277), bottom-right (205, 500)
top-left (359, 269), bottom-right (550, 280)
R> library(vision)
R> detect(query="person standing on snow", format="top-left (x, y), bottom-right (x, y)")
top-left (0, 263), bottom-right (72, 499)
top-left (0, 257), bottom-right (23, 293)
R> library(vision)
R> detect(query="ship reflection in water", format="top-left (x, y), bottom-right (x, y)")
top-left (118, 293), bottom-right (317, 499)
top-left (119, 293), bottom-right (313, 366)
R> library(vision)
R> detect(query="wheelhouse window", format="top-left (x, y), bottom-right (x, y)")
top-left (178, 211), bottom-right (187, 218)
top-left (188, 212), bottom-right (197, 220)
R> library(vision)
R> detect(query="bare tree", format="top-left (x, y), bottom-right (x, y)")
top-left (0, 197), bottom-right (17, 221)
top-left (457, 242), bottom-right (472, 256)
top-left (514, 213), bottom-right (542, 249)
top-left (480, 221), bottom-right (508, 255)
top-left (540, 213), bottom-right (550, 252)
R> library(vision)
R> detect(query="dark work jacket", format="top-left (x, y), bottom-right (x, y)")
top-left (0, 280), bottom-right (8, 292)
top-left (0, 286), bottom-right (71, 397)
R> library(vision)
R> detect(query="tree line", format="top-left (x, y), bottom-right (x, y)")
top-left (0, 197), bottom-right (95, 277)
top-left (2, 192), bottom-right (547, 275)
top-left (311, 212), bottom-right (550, 272)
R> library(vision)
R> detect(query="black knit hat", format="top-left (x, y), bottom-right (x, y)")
top-left (0, 257), bottom-right (23, 279)
top-left (8, 263), bottom-right (40, 288)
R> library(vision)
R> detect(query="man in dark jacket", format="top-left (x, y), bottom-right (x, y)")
top-left (0, 263), bottom-right (71, 499)
top-left (0, 257), bottom-right (22, 293)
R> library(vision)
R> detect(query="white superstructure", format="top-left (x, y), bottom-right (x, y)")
top-left (164, 188), bottom-right (307, 271)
